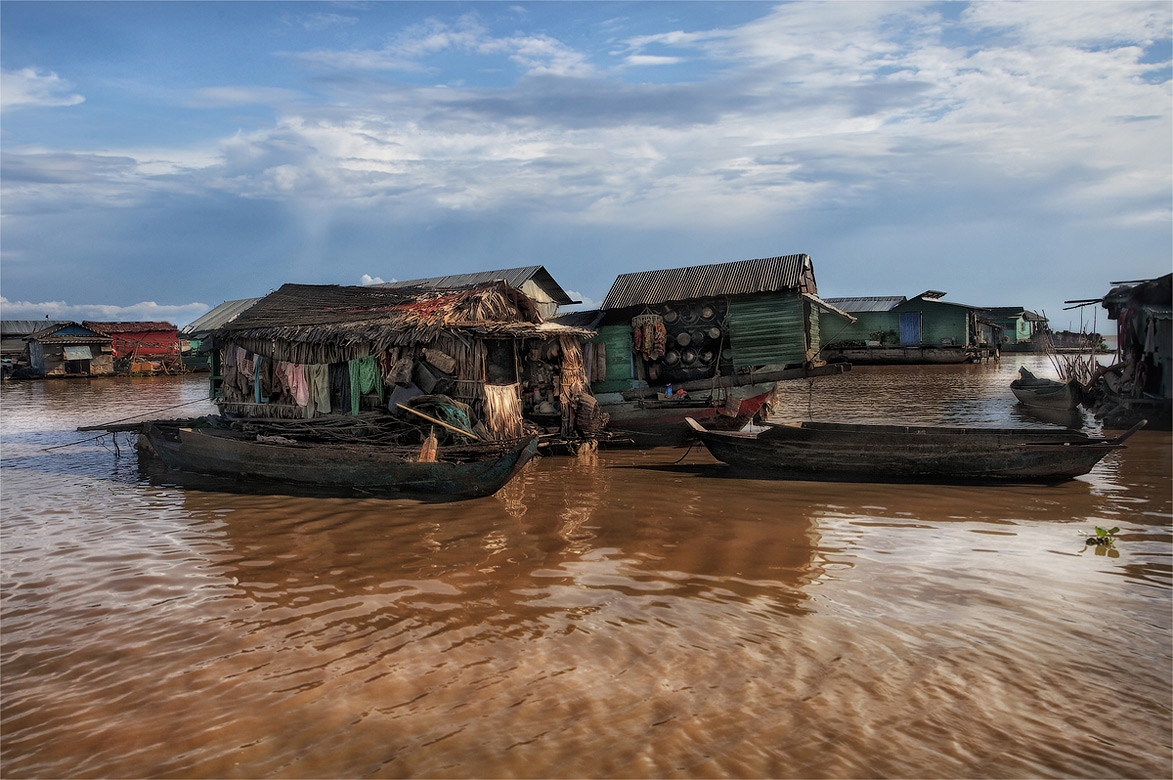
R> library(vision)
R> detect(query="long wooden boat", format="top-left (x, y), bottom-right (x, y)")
top-left (685, 417), bottom-right (1145, 482)
top-left (1010, 367), bottom-right (1082, 410)
top-left (143, 423), bottom-right (539, 499)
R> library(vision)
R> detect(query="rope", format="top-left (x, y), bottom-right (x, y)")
top-left (672, 440), bottom-right (697, 464)
top-left (85, 397), bottom-right (211, 429)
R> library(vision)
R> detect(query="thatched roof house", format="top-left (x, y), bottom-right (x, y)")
top-left (211, 282), bottom-right (602, 440)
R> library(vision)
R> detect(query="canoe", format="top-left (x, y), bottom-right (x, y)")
top-left (1010, 367), bottom-right (1082, 410)
top-left (684, 417), bottom-right (1145, 482)
top-left (143, 423), bottom-right (539, 499)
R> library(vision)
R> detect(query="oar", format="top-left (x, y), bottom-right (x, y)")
top-left (395, 404), bottom-right (479, 439)
top-left (1108, 418), bottom-right (1147, 445)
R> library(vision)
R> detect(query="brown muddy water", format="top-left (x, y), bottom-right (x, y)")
top-left (2, 357), bottom-right (1170, 779)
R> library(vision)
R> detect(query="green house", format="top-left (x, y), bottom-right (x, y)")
top-left (822, 291), bottom-right (999, 364)
top-left (982, 307), bottom-right (1047, 351)
top-left (582, 254), bottom-right (853, 394)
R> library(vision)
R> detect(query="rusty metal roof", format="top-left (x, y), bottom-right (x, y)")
top-left (376, 266), bottom-right (576, 305)
top-left (600, 255), bottom-right (812, 310)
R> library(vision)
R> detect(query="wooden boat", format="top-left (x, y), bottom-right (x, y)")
top-left (143, 423), bottom-right (539, 499)
top-left (685, 417), bottom-right (1145, 482)
top-left (1010, 367), bottom-right (1082, 410)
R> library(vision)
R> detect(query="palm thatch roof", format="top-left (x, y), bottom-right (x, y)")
top-left (217, 282), bottom-right (590, 356)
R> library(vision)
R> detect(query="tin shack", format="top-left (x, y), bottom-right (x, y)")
top-left (569, 254), bottom-right (853, 444)
top-left (23, 322), bottom-right (114, 377)
top-left (209, 281), bottom-right (603, 442)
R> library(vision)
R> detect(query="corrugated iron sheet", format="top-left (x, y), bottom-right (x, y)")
top-left (0, 320), bottom-right (70, 336)
top-left (823, 296), bottom-right (905, 313)
top-left (181, 298), bottom-right (264, 336)
top-left (727, 294), bottom-right (808, 368)
top-left (377, 266), bottom-right (575, 305)
top-left (601, 255), bottom-right (811, 310)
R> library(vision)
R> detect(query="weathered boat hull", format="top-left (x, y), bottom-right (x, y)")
top-left (686, 418), bottom-right (1140, 482)
top-left (1011, 379), bottom-right (1081, 410)
top-left (144, 425), bottom-right (539, 499)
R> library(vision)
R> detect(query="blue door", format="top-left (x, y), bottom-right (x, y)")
top-left (899, 312), bottom-right (921, 345)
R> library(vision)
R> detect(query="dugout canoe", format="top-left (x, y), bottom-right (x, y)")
top-left (684, 417), bottom-right (1145, 482)
top-left (143, 423), bottom-right (538, 499)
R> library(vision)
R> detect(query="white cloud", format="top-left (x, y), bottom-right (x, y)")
top-left (186, 86), bottom-right (305, 108)
top-left (0, 68), bottom-right (84, 111)
top-left (0, 297), bottom-right (210, 327)
top-left (359, 274), bottom-right (390, 285)
top-left (624, 55), bottom-right (683, 67)
top-left (559, 290), bottom-right (601, 312)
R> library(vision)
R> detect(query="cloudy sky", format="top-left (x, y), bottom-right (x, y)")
top-left (1, 1), bottom-right (1169, 329)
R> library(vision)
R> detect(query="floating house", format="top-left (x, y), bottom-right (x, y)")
top-left (822, 291), bottom-right (999, 364)
top-left (565, 254), bottom-right (853, 443)
top-left (23, 322), bottom-right (114, 377)
top-left (982, 307), bottom-right (1048, 352)
top-left (209, 282), bottom-right (603, 442)
top-left (1076, 274), bottom-right (1171, 429)
top-left (2, 320), bottom-right (68, 362)
top-left (375, 266), bottom-right (577, 320)
top-left (84, 321), bottom-right (181, 374)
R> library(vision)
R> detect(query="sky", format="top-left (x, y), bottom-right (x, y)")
top-left (1, 1), bottom-right (1169, 331)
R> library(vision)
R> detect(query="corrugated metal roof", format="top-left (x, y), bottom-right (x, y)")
top-left (181, 298), bottom-right (264, 336)
top-left (1, 320), bottom-right (70, 336)
top-left (375, 266), bottom-right (576, 304)
top-left (600, 255), bottom-right (811, 310)
top-left (823, 296), bottom-right (906, 313)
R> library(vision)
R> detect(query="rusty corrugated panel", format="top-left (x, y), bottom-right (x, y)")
top-left (601, 255), bottom-right (811, 310)
top-left (378, 266), bottom-right (576, 305)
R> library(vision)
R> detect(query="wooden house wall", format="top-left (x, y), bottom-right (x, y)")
top-left (30, 343), bottom-right (115, 376)
top-left (589, 325), bottom-right (637, 393)
top-left (892, 300), bottom-right (972, 346)
top-left (825, 311), bottom-right (898, 343)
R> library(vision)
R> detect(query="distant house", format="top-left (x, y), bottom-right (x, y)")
top-left (375, 266), bottom-right (577, 320)
top-left (982, 307), bottom-right (1048, 351)
top-left (822, 291), bottom-right (999, 364)
top-left (1, 320), bottom-right (68, 361)
top-left (84, 321), bottom-right (181, 374)
top-left (24, 322), bottom-right (114, 377)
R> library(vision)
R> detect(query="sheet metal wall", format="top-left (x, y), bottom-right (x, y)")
top-left (590, 325), bottom-right (636, 393)
top-left (727, 294), bottom-right (808, 368)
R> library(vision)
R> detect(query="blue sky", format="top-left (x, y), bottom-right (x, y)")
top-left (1, 1), bottom-right (1169, 330)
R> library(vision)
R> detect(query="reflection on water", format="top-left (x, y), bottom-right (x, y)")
top-left (2, 359), bottom-right (1170, 779)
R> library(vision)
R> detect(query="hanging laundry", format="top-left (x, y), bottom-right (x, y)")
top-left (329, 363), bottom-right (351, 413)
top-left (349, 356), bottom-right (384, 415)
top-left (305, 364), bottom-right (330, 418)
